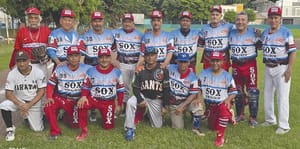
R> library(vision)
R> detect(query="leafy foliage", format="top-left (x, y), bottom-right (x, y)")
top-left (224, 10), bottom-right (236, 23)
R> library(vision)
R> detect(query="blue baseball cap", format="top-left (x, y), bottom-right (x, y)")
top-left (176, 53), bottom-right (190, 62)
top-left (144, 47), bottom-right (158, 55)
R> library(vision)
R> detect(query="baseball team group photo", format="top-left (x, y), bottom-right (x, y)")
top-left (0, 0), bottom-right (299, 149)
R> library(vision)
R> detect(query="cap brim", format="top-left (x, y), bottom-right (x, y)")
top-left (210, 9), bottom-right (222, 13)
top-left (268, 13), bottom-right (281, 16)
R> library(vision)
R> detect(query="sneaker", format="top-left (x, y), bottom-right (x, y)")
top-left (49, 133), bottom-right (61, 140)
top-left (89, 110), bottom-right (97, 122)
top-left (261, 121), bottom-right (277, 127)
top-left (125, 128), bottom-right (134, 141)
top-left (192, 128), bottom-right (205, 137)
top-left (215, 134), bottom-right (224, 147)
top-left (249, 118), bottom-right (258, 128)
top-left (235, 115), bottom-right (245, 122)
top-left (57, 109), bottom-right (65, 121)
top-left (275, 127), bottom-right (290, 135)
top-left (6, 126), bottom-right (16, 141)
top-left (76, 127), bottom-right (88, 141)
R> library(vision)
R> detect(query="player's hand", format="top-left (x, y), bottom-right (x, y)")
top-left (175, 105), bottom-right (185, 115)
top-left (283, 67), bottom-right (292, 82)
top-left (20, 110), bottom-right (28, 117)
top-left (193, 99), bottom-right (202, 106)
top-left (112, 61), bottom-right (120, 69)
top-left (44, 98), bottom-right (54, 107)
top-left (160, 62), bottom-right (169, 69)
top-left (77, 96), bottom-right (89, 109)
top-left (161, 107), bottom-right (168, 115)
top-left (223, 99), bottom-right (232, 109)
top-left (135, 65), bottom-right (144, 73)
top-left (115, 105), bottom-right (121, 116)
top-left (138, 100), bottom-right (147, 108)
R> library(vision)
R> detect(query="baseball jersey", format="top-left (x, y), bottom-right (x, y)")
top-left (5, 65), bottom-right (47, 102)
top-left (112, 28), bottom-right (142, 64)
top-left (79, 29), bottom-right (114, 66)
top-left (48, 63), bottom-right (91, 100)
top-left (82, 65), bottom-right (125, 100)
top-left (47, 28), bottom-right (81, 62)
top-left (261, 26), bottom-right (296, 64)
top-left (141, 31), bottom-right (174, 62)
top-left (168, 64), bottom-right (199, 105)
top-left (169, 29), bottom-right (200, 66)
top-left (229, 28), bottom-right (260, 61)
top-left (198, 68), bottom-right (237, 104)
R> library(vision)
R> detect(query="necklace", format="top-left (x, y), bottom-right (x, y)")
top-left (29, 27), bottom-right (40, 41)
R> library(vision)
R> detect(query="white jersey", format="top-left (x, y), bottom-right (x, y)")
top-left (5, 65), bottom-right (47, 102)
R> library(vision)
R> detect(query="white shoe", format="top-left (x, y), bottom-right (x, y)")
top-left (6, 126), bottom-right (16, 141)
top-left (261, 121), bottom-right (277, 127)
top-left (275, 127), bottom-right (290, 135)
top-left (192, 128), bottom-right (205, 137)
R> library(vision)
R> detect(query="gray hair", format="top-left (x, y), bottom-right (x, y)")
top-left (235, 11), bottom-right (248, 21)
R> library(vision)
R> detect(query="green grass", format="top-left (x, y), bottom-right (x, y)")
top-left (0, 43), bottom-right (13, 70)
top-left (291, 29), bottom-right (300, 39)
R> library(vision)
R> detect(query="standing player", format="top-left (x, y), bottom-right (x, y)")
top-left (0, 51), bottom-right (46, 141)
top-left (76, 48), bottom-right (124, 141)
top-left (112, 13), bottom-right (143, 116)
top-left (9, 7), bottom-right (51, 75)
top-left (199, 5), bottom-right (234, 71)
top-left (169, 11), bottom-right (200, 72)
top-left (124, 48), bottom-right (170, 141)
top-left (79, 10), bottom-right (114, 122)
top-left (44, 46), bottom-right (91, 140)
top-left (168, 53), bottom-right (204, 136)
top-left (261, 6), bottom-right (296, 134)
top-left (198, 51), bottom-right (237, 147)
top-left (229, 12), bottom-right (260, 127)
top-left (47, 8), bottom-right (81, 68)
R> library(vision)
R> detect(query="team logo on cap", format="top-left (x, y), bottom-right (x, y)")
top-left (270, 7), bottom-right (279, 13)
top-left (71, 46), bottom-right (77, 51)
top-left (182, 11), bottom-right (189, 16)
top-left (64, 10), bottom-right (72, 15)
top-left (94, 12), bottom-right (101, 16)
top-left (153, 11), bottom-right (160, 15)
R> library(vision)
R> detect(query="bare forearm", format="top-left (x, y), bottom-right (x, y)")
top-left (181, 94), bottom-right (197, 108)
top-left (6, 91), bottom-right (24, 107)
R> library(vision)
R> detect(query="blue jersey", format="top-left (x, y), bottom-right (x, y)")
top-left (48, 63), bottom-right (91, 100)
top-left (79, 29), bottom-right (114, 66)
top-left (169, 29), bottom-right (200, 66)
top-left (261, 26), bottom-right (296, 64)
top-left (141, 31), bottom-right (174, 62)
top-left (168, 64), bottom-right (198, 105)
top-left (229, 28), bottom-right (260, 61)
top-left (112, 28), bottom-right (142, 64)
top-left (198, 68), bottom-right (237, 104)
top-left (47, 28), bottom-right (81, 61)
top-left (82, 66), bottom-right (125, 100)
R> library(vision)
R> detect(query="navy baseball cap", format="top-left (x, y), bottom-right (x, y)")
top-left (15, 51), bottom-right (29, 61)
top-left (176, 53), bottom-right (190, 62)
top-left (144, 48), bottom-right (158, 55)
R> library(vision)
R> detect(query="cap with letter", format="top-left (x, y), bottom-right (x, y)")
top-left (151, 10), bottom-right (163, 19)
top-left (210, 5), bottom-right (222, 13)
top-left (16, 51), bottom-right (29, 61)
top-left (61, 9), bottom-right (75, 18)
top-left (176, 53), bottom-right (190, 62)
top-left (91, 11), bottom-right (104, 20)
top-left (210, 51), bottom-right (224, 60)
top-left (122, 13), bottom-right (134, 21)
top-left (67, 46), bottom-right (81, 55)
top-left (268, 6), bottom-right (282, 16)
top-left (180, 11), bottom-right (192, 19)
top-left (25, 7), bottom-right (41, 15)
top-left (144, 47), bottom-right (158, 55)
top-left (98, 48), bottom-right (111, 56)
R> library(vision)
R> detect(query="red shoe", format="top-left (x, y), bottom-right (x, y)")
top-left (214, 134), bottom-right (224, 147)
top-left (76, 127), bottom-right (88, 141)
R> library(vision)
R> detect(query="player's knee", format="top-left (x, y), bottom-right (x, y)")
top-left (248, 88), bottom-right (259, 102)
top-left (127, 96), bottom-right (137, 107)
top-left (235, 90), bottom-right (245, 102)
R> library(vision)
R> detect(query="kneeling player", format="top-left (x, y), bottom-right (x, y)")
top-left (198, 51), bottom-right (237, 147)
top-left (44, 46), bottom-right (91, 140)
top-left (76, 48), bottom-right (124, 141)
top-left (168, 53), bottom-right (204, 136)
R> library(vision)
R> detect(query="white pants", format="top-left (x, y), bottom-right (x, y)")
top-left (263, 65), bottom-right (290, 130)
top-left (124, 96), bottom-right (163, 129)
top-left (0, 100), bottom-right (44, 131)
top-left (120, 63), bottom-right (136, 103)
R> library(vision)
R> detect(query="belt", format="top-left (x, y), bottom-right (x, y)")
top-left (266, 63), bottom-right (287, 68)
top-left (31, 60), bottom-right (40, 64)
top-left (232, 59), bottom-right (253, 65)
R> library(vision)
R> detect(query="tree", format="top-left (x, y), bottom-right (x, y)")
top-left (244, 9), bottom-right (256, 22)
top-left (223, 10), bottom-right (236, 23)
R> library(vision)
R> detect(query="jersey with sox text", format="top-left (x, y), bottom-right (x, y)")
top-left (79, 29), bottom-right (114, 66)
top-left (168, 64), bottom-right (199, 105)
top-left (48, 63), bottom-right (91, 100)
top-left (141, 31), bottom-right (174, 62)
top-left (229, 27), bottom-right (260, 61)
top-left (82, 66), bottom-right (125, 100)
top-left (5, 65), bottom-right (47, 102)
top-left (169, 29), bottom-right (200, 66)
top-left (47, 28), bottom-right (81, 62)
top-left (261, 26), bottom-right (296, 64)
top-left (112, 28), bottom-right (142, 64)
top-left (198, 68), bottom-right (237, 104)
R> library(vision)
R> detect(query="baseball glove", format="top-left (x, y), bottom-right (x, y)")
top-left (31, 46), bottom-right (49, 64)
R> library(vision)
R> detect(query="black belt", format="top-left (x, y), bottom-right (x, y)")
top-left (31, 60), bottom-right (40, 64)
top-left (266, 63), bottom-right (287, 68)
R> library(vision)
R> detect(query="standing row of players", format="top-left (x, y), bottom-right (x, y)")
top-left (0, 5), bottom-right (296, 148)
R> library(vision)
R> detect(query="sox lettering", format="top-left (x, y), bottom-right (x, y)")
top-left (207, 39), bottom-right (223, 49)
top-left (106, 105), bottom-right (113, 124)
top-left (73, 106), bottom-right (78, 124)
top-left (205, 88), bottom-right (221, 100)
top-left (250, 67), bottom-right (256, 85)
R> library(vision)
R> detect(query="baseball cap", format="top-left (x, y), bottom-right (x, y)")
top-left (122, 13), bottom-right (134, 21)
top-left (98, 48), bottom-right (111, 56)
top-left (268, 6), bottom-right (282, 16)
top-left (67, 46), bottom-right (81, 55)
top-left (210, 51), bottom-right (224, 60)
top-left (151, 10), bottom-right (163, 19)
top-left (176, 53), bottom-right (190, 62)
top-left (25, 7), bottom-right (41, 15)
top-left (180, 11), bottom-right (192, 19)
top-left (144, 47), bottom-right (158, 55)
top-left (91, 11), bottom-right (104, 20)
top-left (61, 9), bottom-right (75, 18)
top-left (15, 51), bottom-right (29, 61)
top-left (210, 5), bottom-right (222, 13)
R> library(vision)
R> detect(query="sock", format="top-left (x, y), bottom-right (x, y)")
top-left (193, 115), bottom-right (201, 129)
top-left (1, 110), bottom-right (13, 128)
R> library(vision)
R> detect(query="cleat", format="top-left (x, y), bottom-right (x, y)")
top-left (76, 127), bottom-right (88, 141)
top-left (192, 128), bottom-right (205, 137)
top-left (125, 128), bottom-right (134, 141)
top-left (261, 121), bottom-right (277, 127)
top-left (215, 134), bottom-right (224, 147)
top-left (6, 126), bottom-right (16, 141)
top-left (235, 115), bottom-right (245, 123)
top-left (49, 133), bottom-right (61, 140)
top-left (249, 118), bottom-right (258, 128)
top-left (275, 127), bottom-right (290, 135)
top-left (89, 110), bottom-right (97, 122)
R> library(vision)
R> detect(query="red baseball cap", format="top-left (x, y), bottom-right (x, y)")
top-left (268, 6), bottom-right (282, 16)
top-left (61, 9), bottom-right (75, 18)
top-left (210, 51), bottom-right (224, 60)
top-left (91, 11), bottom-right (104, 20)
top-left (67, 46), bottom-right (81, 55)
top-left (25, 7), bottom-right (41, 15)
top-left (122, 13), bottom-right (134, 21)
top-left (151, 10), bottom-right (163, 19)
top-left (98, 48), bottom-right (111, 56)
top-left (180, 11), bottom-right (192, 19)
top-left (210, 5), bottom-right (222, 13)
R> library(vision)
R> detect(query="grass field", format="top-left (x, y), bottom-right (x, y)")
top-left (0, 43), bottom-right (13, 71)
top-left (0, 42), bottom-right (299, 149)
